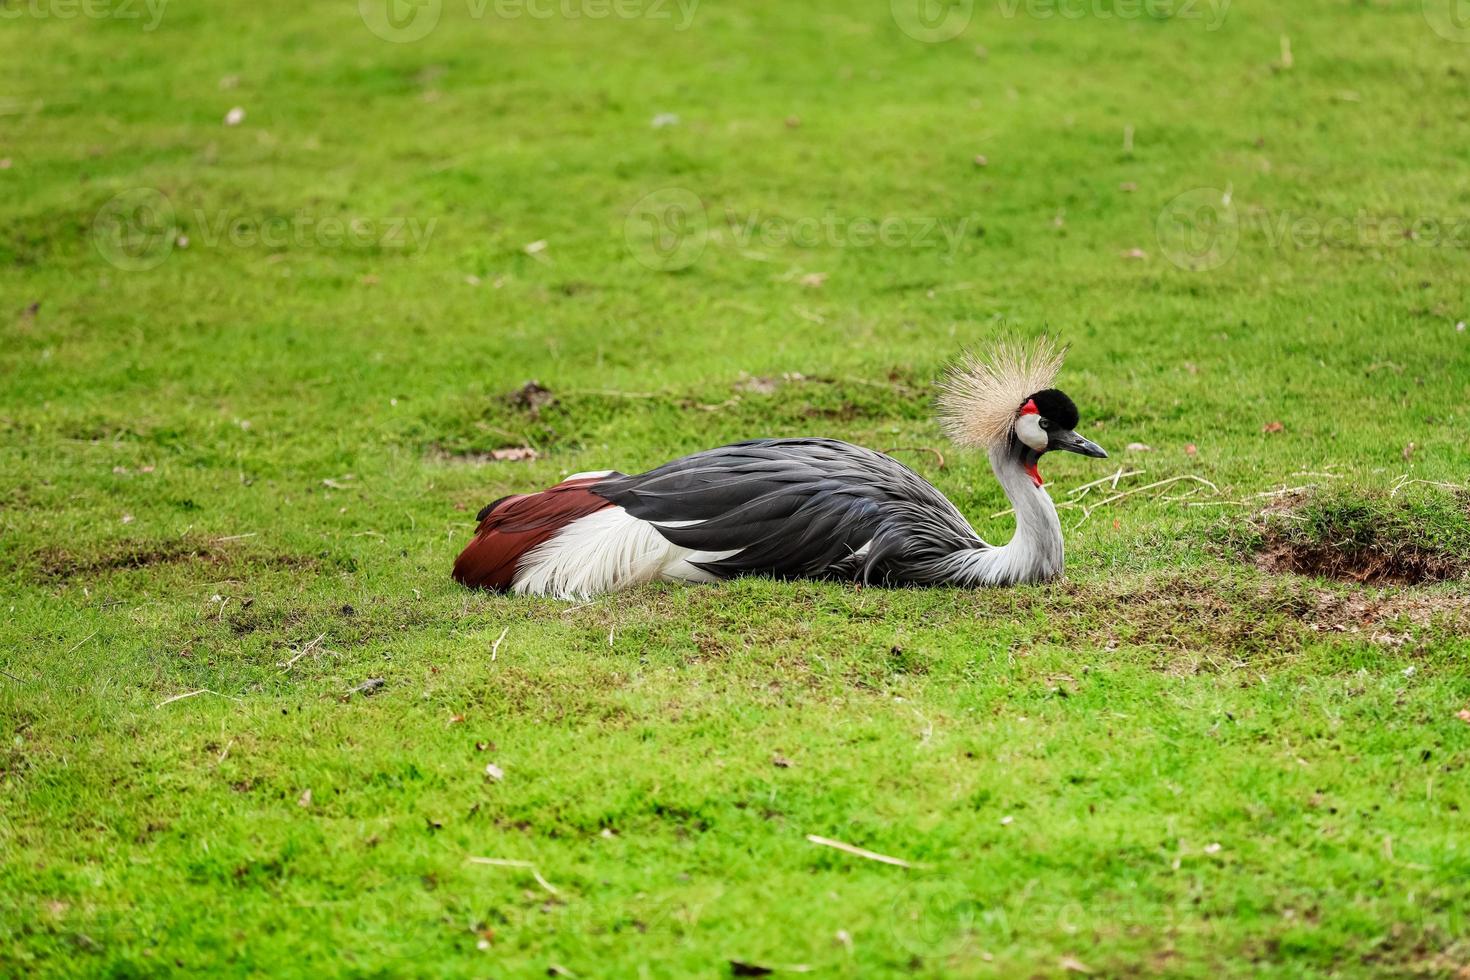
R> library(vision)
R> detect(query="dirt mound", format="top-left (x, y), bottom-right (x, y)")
top-left (1257, 539), bottom-right (1465, 586)
top-left (1239, 487), bottom-right (1470, 587)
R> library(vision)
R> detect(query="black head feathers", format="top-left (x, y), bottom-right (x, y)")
top-left (1025, 388), bottom-right (1080, 431)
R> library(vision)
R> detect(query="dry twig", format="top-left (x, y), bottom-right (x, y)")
top-left (466, 856), bottom-right (561, 895)
top-left (279, 633), bottom-right (327, 672)
top-left (805, 834), bottom-right (915, 868)
top-left (1067, 467), bottom-right (1143, 497)
top-left (991, 471), bottom-right (1216, 522)
top-left (62, 630), bottom-right (99, 656)
top-left (156, 689), bottom-right (242, 709)
top-left (1390, 476), bottom-right (1466, 498)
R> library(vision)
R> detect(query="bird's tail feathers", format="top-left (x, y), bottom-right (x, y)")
top-left (452, 477), bottom-right (617, 592)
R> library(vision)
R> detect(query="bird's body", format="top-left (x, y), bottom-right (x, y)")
top-left (452, 339), bottom-right (1107, 599)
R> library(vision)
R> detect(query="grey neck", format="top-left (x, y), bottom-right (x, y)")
top-left (943, 441), bottom-right (1065, 587)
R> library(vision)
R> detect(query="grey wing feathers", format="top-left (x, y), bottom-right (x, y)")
top-left (592, 439), bottom-right (986, 584)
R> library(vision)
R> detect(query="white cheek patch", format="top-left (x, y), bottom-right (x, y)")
top-left (1015, 413), bottom-right (1048, 452)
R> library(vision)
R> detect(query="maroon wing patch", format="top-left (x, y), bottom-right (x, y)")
top-left (452, 478), bottom-right (616, 592)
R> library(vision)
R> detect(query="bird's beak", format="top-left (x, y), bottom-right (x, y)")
top-left (1052, 430), bottom-right (1109, 459)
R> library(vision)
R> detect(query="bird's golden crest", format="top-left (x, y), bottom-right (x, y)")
top-left (937, 336), bottom-right (1067, 449)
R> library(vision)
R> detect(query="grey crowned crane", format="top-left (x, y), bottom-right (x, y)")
top-left (452, 337), bottom-right (1107, 599)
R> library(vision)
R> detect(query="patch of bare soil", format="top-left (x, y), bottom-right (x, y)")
top-left (504, 380), bottom-right (556, 418)
top-left (426, 444), bottom-right (540, 465)
top-left (1304, 587), bottom-right (1470, 638)
top-left (1257, 539), bottom-right (1466, 586)
top-left (26, 539), bottom-right (323, 584)
top-left (1096, 580), bottom-right (1291, 656)
top-left (1041, 574), bottom-right (1468, 666)
top-left (30, 541), bottom-right (220, 582)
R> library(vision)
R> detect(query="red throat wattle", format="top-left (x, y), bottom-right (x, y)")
top-left (1019, 398), bottom-right (1043, 487)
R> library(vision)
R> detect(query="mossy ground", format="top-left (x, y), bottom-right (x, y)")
top-left (3, 0), bottom-right (1470, 975)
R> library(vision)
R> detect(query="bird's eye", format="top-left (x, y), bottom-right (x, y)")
top-left (1039, 419), bottom-right (1051, 430)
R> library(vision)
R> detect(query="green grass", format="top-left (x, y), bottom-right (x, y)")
top-left (3, 0), bottom-right (1470, 975)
